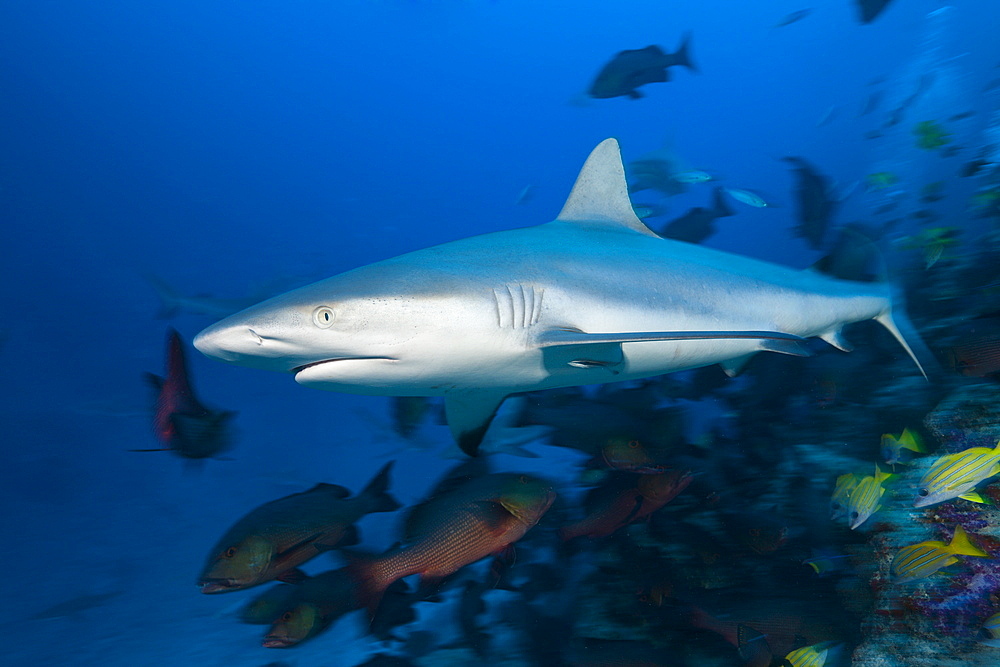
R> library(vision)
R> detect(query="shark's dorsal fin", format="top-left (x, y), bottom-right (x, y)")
top-left (555, 138), bottom-right (659, 237)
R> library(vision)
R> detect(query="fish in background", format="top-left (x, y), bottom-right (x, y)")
top-left (723, 187), bottom-right (777, 208)
top-left (261, 568), bottom-right (359, 648)
top-left (980, 611), bottom-right (1000, 647)
top-left (856, 0), bottom-right (897, 24)
top-left (773, 9), bottom-right (812, 29)
top-left (782, 157), bottom-right (836, 250)
top-left (142, 273), bottom-right (266, 319)
top-left (943, 314), bottom-right (1000, 379)
top-left (628, 143), bottom-right (696, 198)
top-left (198, 462), bottom-right (400, 593)
top-left (29, 590), bottom-right (124, 621)
top-left (588, 33), bottom-right (697, 100)
top-left (658, 186), bottom-right (735, 244)
top-left (348, 471), bottom-right (556, 615)
top-left (880, 427), bottom-right (926, 468)
top-left (132, 328), bottom-right (236, 461)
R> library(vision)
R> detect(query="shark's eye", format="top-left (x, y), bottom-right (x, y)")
top-left (313, 307), bottom-right (336, 329)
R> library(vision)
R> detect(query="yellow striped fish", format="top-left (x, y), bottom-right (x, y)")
top-left (914, 441), bottom-right (1000, 508)
top-left (980, 611), bottom-right (1000, 647)
top-left (846, 465), bottom-right (894, 530)
top-left (880, 427), bottom-right (926, 468)
top-left (783, 641), bottom-right (841, 667)
top-left (830, 473), bottom-right (862, 522)
top-left (890, 525), bottom-right (989, 584)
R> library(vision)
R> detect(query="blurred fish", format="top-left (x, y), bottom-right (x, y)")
top-left (856, 0), bottom-right (897, 24)
top-left (349, 473), bottom-right (555, 614)
top-left (815, 105), bottom-right (839, 128)
top-left (588, 34), bottom-right (697, 100)
top-left (913, 121), bottom-right (951, 150)
top-left (632, 203), bottom-right (667, 220)
top-left (890, 525), bottom-right (989, 584)
top-left (29, 591), bottom-right (123, 621)
top-left (962, 158), bottom-right (994, 178)
top-left (865, 171), bottom-right (897, 191)
top-left (559, 470), bottom-right (692, 540)
top-left (914, 442), bottom-right (1000, 508)
top-left (920, 181), bottom-right (945, 203)
top-left (142, 273), bottom-right (263, 319)
top-left (628, 144), bottom-right (694, 198)
top-left (860, 90), bottom-right (883, 116)
top-left (671, 169), bottom-right (715, 184)
top-left (811, 223), bottom-right (883, 282)
top-left (198, 463), bottom-right (400, 593)
top-left (724, 187), bottom-right (775, 208)
top-left (600, 436), bottom-right (672, 474)
top-left (880, 428), bottom-right (926, 468)
top-left (737, 623), bottom-right (774, 667)
top-left (830, 473), bottom-right (862, 522)
top-left (897, 227), bottom-right (960, 269)
top-left (658, 186), bottom-right (735, 244)
top-left (883, 73), bottom-right (935, 129)
top-left (944, 315), bottom-right (1000, 379)
top-left (803, 550), bottom-right (851, 577)
top-left (262, 569), bottom-right (358, 648)
top-left (782, 157), bottom-right (836, 250)
top-left (773, 9), bottom-right (812, 28)
top-left (846, 465), bottom-right (894, 529)
top-left (783, 641), bottom-right (841, 666)
top-left (368, 580), bottom-right (423, 642)
top-left (133, 328), bottom-right (236, 460)
top-left (984, 79), bottom-right (1000, 93)
top-left (515, 184), bottom-right (538, 206)
top-left (980, 611), bottom-right (1000, 647)
top-left (721, 509), bottom-right (790, 555)
top-left (392, 396), bottom-right (431, 438)
top-left (240, 584), bottom-right (298, 624)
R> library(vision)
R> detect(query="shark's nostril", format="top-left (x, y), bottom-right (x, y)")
top-left (248, 329), bottom-right (263, 346)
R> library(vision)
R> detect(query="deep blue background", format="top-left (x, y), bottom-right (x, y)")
top-left (2, 1), bottom-right (999, 664)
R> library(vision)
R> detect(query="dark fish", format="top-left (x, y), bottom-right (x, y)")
top-left (588, 34), bottom-right (697, 100)
top-left (962, 159), bottom-right (993, 178)
top-left (199, 463), bottom-right (400, 593)
top-left (860, 89), bottom-right (883, 116)
top-left (392, 396), bottom-right (430, 438)
top-left (240, 584), bottom-right (299, 624)
top-left (737, 623), bottom-right (774, 667)
top-left (349, 473), bottom-right (555, 614)
top-left (944, 315), bottom-right (1000, 378)
top-left (950, 110), bottom-right (976, 121)
top-left (368, 580), bottom-right (423, 642)
top-left (262, 569), bottom-right (358, 648)
top-left (782, 157), bottom-right (836, 250)
top-left (658, 186), bottom-right (735, 244)
top-left (874, 201), bottom-right (897, 215)
top-left (30, 591), bottom-right (123, 620)
top-left (856, 0), bottom-right (896, 24)
top-left (134, 328), bottom-right (236, 460)
top-left (773, 9), bottom-right (812, 28)
top-left (864, 130), bottom-right (884, 140)
top-left (558, 470), bottom-right (692, 540)
top-left (811, 223), bottom-right (882, 282)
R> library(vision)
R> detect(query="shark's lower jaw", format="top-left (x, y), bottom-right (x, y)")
top-left (293, 357), bottom-right (399, 388)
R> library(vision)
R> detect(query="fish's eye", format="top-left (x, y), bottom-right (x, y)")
top-left (224, 547), bottom-right (237, 558)
top-left (629, 440), bottom-right (640, 449)
top-left (281, 611), bottom-right (293, 622)
top-left (313, 306), bottom-right (336, 329)
top-left (919, 489), bottom-right (929, 497)
top-left (851, 511), bottom-right (860, 519)
top-left (519, 475), bottom-right (528, 484)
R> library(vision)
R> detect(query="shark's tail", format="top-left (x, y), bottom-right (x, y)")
top-left (672, 32), bottom-right (697, 73)
top-left (875, 287), bottom-right (939, 380)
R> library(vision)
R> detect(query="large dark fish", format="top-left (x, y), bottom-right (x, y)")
top-left (658, 187), bottom-right (735, 244)
top-left (856, 0), bottom-right (896, 24)
top-left (588, 34), bottom-right (696, 100)
top-left (349, 473), bottom-right (555, 614)
top-left (782, 156), bottom-right (836, 250)
top-left (199, 462), bottom-right (400, 593)
top-left (134, 328), bottom-right (236, 460)
top-left (943, 316), bottom-right (1000, 379)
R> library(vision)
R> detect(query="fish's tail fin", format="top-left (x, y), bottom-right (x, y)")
top-left (344, 552), bottom-right (392, 619)
top-left (948, 525), bottom-right (989, 558)
top-left (672, 32), bottom-right (697, 73)
top-left (711, 186), bottom-right (735, 218)
top-left (359, 461), bottom-right (402, 513)
top-left (874, 287), bottom-right (939, 380)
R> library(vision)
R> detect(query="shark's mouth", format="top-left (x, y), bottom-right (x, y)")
top-left (292, 357), bottom-right (397, 374)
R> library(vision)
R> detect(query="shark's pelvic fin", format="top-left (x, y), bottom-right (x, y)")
top-left (445, 392), bottom-right (508, 457)
top-left (537, 328), bottom-right (809, 347)
top-left (555, 138), bottom-right (660, 237)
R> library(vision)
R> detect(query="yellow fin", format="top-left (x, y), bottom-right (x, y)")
top-left (899, 428), bottom-right (926, 453)
top-left (959, 492), bottom-right (988, 505)
top-left (948, 525), bottom-right (989, 558)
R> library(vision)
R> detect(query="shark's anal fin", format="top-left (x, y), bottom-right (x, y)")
top-left (445, 392), bottom-right (508, 457)
top-left (537, 328), bottom-right (809, 347)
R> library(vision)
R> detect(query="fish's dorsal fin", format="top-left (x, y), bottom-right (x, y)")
top-left (555, 138), bottom-right (659, 237)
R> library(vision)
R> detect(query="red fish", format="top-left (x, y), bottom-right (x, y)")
top-left (559, 470), bottom-right (692, 541)
top-left (133, 328), bottom-right (235, 459)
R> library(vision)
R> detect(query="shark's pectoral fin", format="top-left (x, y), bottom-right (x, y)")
top-left (537, 327), bottom-right (809, 347)
top-left (445, 392), bottom-right (508, 457)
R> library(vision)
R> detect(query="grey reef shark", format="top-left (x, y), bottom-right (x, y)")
top-left (194, 139), bottom-right (931, 456)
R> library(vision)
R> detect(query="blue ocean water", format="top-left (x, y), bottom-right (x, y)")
top-left (4, 1), bottom-right (1000, 665)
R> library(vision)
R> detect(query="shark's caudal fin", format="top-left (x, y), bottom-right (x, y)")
top-left (555, 138), bottom-right (660, 237)
top-left (875, 299), bottom-right (938, 380)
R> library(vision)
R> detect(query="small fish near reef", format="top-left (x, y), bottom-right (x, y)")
top-left (198, 462), bottom-right (400, 593)
top-left (981, 611), bottom-right (1000, 647)
top-left (914, 441), bottom-right (1000, 508)
top-left (588, 34), bottom-right (697, 100)
top-left (881, 427), bottom-right (926, 468)
top-left (348, 472), bottom-right (555, 615)
top-left (194, 138), bottom-right (932, 457)
top-left (845, 465), bottom-right (895, 530)
top-left (890, 525), bottom-right (989, 584)
top-left (132, 328), bottom-right (236, 461)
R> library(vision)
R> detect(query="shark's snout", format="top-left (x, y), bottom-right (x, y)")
top-left (194, 324), bottom-right (272, 365)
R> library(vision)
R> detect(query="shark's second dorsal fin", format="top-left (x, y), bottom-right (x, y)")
top-left (555, 138), bottom-right (659, 237)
